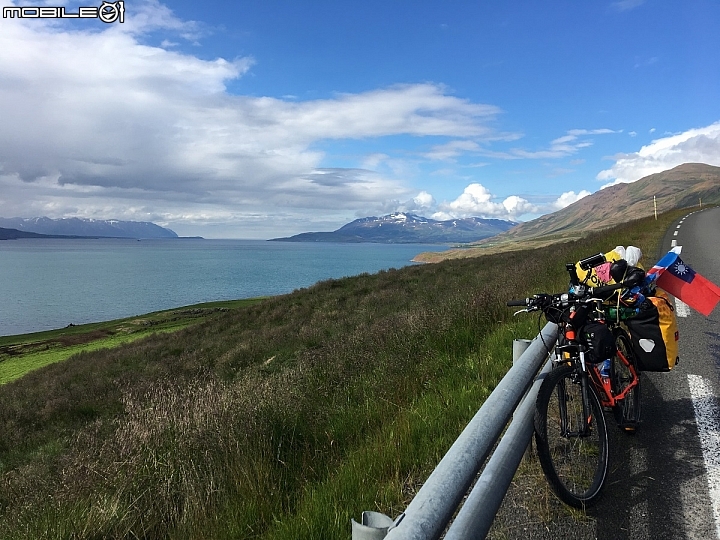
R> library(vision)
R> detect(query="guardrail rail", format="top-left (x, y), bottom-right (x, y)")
top-left (351, 322), bottom-right (559, 540)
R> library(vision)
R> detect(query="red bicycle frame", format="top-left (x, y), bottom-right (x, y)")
top-left (589, 347), bottom-right (639, 409)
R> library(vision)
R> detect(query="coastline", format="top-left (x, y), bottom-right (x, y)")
top-left (0, 297), bottom-right (265, 385)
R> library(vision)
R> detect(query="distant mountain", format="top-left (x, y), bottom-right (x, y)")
top-left (0, 217), bottom-right (178, 239)
top-left (0, 227), bottom-right (55, 240)
top-left (270, 212), bottom-right (517, 243)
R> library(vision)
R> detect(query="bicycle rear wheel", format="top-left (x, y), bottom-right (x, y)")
top-left (534, 364), bottom-right (609, 508)
top-left (611, 330), bottom-right (641, 431)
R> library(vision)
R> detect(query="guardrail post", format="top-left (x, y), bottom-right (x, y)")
top-left (351, 511), bottom-right (395, 540)
top-left (512, 338), bottom-right (532, 362)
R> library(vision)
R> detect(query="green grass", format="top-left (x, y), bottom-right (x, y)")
top-left (0, 209), bottom-right (686, 539)
top-left (0, 298), bottom-right (264, 385)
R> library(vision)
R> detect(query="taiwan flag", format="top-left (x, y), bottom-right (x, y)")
top-left (647, 249), bottom-right (720, 316)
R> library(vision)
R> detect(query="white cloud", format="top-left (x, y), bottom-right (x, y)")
top-left (0, 1), bottom-right (504, 237)
top-left (502, 195), bottom-right (538, 215)
top-left (417, 183), bottom-right (589, 222)
top-left (438, 183), bottom-right (538, 220)
top-left (430, 211), bottom-right (453, 220)
top-left (413, 191), bottom-right (435, 208)
top-left (481, 128), bottom-right (618, 160)
top-left (115, 0), bottom-right (204, 39)
top-left (424, 140), bottom-right (481, 161)
top-left (446, 183), bottom-right (495, 213)
top-left (597, 121), bottom-right (720, 185)
top-left (368, 128), bottom-right (616, 167)
top-left (552, 190), bottom-right (591, 209)
top-left (383, 190), bottom-right (437, 216)
top-left (361, 153), bottom-right (390, 170)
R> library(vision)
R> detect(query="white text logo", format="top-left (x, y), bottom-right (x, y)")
top-left (3, 2), bottom-right (125, 23)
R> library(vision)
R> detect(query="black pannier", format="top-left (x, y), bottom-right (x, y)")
top-left (625, 293), bottom-right (679, 372)
top-left (580, 321), bottom-right (616, 363)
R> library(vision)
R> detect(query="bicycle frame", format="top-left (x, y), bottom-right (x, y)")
top-left (589, 345), bottom-right (639, 409)
top-left (552, 321), bottom-right (640, 431)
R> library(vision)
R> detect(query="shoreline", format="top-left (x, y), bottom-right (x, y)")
top-left (0, 297), bottom-right (266, 385)
top-left (1, 297), bottom-right (265, 341)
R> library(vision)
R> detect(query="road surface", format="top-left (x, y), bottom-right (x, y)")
top-left (492, 207), bottom-right (720, 540)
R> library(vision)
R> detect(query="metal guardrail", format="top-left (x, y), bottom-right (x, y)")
top-left (352, 322), bottom-right (559, 540)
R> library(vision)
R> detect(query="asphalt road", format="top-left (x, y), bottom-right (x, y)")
top-left (491, 207), bottom-right (720, 540)
top-left (589, 207), bottom-right (720, 540)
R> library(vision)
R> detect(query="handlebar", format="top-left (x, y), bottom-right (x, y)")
top-left (508, 256), bottom-right (648, 326)
top-left (506, 293), bottom-right (556, 309)
top-left (506, 281), bottom-right (624, 308)
top-left (506, 281), bottom-right (627, 315)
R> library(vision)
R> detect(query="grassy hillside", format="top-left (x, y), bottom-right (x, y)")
top-left (415, 163), bottom-right (720, 262)
top-left (494, 163), bottom-right (720, 243)
top-left (0, 209), bottom-right (686, 539)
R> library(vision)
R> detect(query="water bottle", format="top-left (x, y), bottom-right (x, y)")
top-left (599, 359), bottom-right (611, 379)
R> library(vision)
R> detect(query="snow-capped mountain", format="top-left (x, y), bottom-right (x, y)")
top-left (270, 212), bottom-right (517, 243)
top-left (0, 217), bottom-right (178, 239)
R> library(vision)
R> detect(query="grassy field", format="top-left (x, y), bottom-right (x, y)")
top-left (0, 299), bottom-right (265, 385)
top-left (0, 209), bottom-right (685, 539)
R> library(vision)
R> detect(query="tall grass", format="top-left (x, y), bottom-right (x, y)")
top-left (0, 210), bottom-right (683, 539)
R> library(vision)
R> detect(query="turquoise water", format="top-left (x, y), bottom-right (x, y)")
top-left (0, 238), bottom-right (448, 336)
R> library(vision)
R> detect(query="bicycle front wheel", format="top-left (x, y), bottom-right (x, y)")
top-left (611, 330), bottom-right (641, 431)
top-left (534, 364), bottom-right (609, 508)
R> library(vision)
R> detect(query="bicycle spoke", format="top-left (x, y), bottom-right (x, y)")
top-left (535, 364), bottom-right (609, 507)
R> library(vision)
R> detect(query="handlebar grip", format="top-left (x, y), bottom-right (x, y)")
top-left (507, 299), bottom-right (528, 307)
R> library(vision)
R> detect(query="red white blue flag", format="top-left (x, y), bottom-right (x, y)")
top-left (647, 249), bottom-right (720, 316)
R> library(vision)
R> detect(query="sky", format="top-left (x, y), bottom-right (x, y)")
top-left (1, 0), bottom-right (720, 239)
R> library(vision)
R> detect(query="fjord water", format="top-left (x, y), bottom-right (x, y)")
top-left (0, 238), bottom-right (448, 336)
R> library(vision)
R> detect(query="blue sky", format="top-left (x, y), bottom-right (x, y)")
top-left (1, 0), bottom-right (719, 238)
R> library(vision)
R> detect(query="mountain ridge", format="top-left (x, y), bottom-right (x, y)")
top-left (270, 212), bottom-right (517, 243)
top-left (489, 162), bottom-right (720, 243)
top-left (0, 217), bottom-right (178, 239)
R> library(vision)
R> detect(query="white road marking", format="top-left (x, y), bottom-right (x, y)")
top-left (676, 299), bottom-right (691, 317)
top-left (677, 225), bottom-right (682, 229)
top-left (687, 374), bottom-right (720, 540)
top-left (674, 231), bottom-right (679, 236)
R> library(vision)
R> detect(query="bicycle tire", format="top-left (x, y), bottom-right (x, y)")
top-left (611, 330), bottom-right (641, 432)
top-left (534, 364), bottom-right (609, 508)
